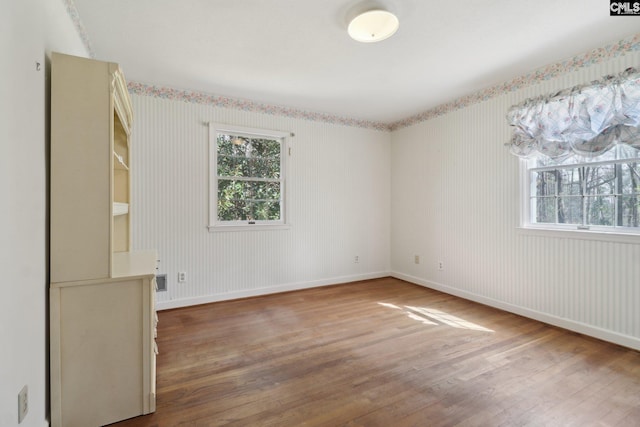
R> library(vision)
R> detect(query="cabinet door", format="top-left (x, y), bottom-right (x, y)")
top-left (55, 279), bottom-right (146, 426)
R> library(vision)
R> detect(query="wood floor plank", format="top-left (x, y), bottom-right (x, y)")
top-left (108, 278), bottom-right (640, 426)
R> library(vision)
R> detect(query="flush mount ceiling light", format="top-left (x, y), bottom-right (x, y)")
top-left (348, 9), bottom-right (399, 43)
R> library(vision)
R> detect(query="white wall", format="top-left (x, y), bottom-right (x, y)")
top-left (130, 95), bottom-right (391, 309)
top-left (0, 0), bottom-right (87, 425)
top-left (390, 50), bottom-right (640, 351)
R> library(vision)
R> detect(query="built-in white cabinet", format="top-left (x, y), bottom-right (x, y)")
top-left (50, 52), bottom-right (133, 283)
top-left (49, 52), bottom-right (157, 427)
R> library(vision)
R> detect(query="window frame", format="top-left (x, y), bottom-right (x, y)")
top-left (208, 122), bottom-right (290, 232)
top-left (519, 147), bottom-right (640, 239)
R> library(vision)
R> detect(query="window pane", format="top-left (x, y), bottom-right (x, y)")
top-left (217, 200), bottom-right (281, 221)
top-left (620, 195), bottom-right (640, 227)
top-left (217, 134), bottom-right (245, 156)
top-left (217, 179), bottom-right (281, 221)
top-left (218, 155), bottom-right (280, 179)
top-left (249, 138), bottom-right (281, 159)
top-left (218, 179), bottom-right (280, 201)
top-left (558, 168), bottom-right (582, 196)
top-left (584, 165), bottom-right (615, 196)
top-left (218, 198), bottom-right (249, 221)
top-left (254, 157), bottom-right (280, 179)
top-left (251, 200), bottom-right (281, 221)
top-left (217, 134), bottom-right (281, 180)
top-left (533, 171), bottom-right (556, 197)
top-left (217, 153), bottom-right (246, 177)
top-left (557, 196), bottom-right (582, 224)
top-left (620, 163), bottom-right (640, 195)
top-left (585, 196), bottom-right (615, 226)
top-left (533, 197), bottom-right (555, 223)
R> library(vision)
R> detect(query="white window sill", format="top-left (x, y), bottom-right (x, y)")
top-left (208, 224), bottom-right (291, 232)
top-left (517, 226), bottom-right (640, 244)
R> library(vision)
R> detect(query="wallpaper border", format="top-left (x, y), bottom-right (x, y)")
top-left (126, 82), bottom-right (391, 132)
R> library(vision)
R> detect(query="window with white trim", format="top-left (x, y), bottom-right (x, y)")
top-left (208, 123), bottom-right (288, 230)
top-left (523, 144), bottom-right (640, 232)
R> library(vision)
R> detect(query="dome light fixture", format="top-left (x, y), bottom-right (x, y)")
top-left (348, 9), bottom-right (399, 43)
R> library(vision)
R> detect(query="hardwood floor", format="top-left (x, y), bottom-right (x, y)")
top-left (110, 278), bottom-right (640, 426)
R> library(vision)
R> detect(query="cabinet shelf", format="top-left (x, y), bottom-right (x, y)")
top-left (114, 151), bottom-right (129, 170)
top-left (113, 202), bottom-right (129, 216)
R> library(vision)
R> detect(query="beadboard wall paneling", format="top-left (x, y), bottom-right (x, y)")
top-left (130, 95), bottom-right (391, 309)
top-left (390, 51), bottom-right (640, 350)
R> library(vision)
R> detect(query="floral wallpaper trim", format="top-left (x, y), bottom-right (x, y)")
top-left (63, 0), bottom-right (95, 58)
top-left (388, 33), bottom-right (640, 131)
top-left (127, 82), bottom-right (392, 131)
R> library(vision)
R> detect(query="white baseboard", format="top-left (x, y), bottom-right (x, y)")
top-left (156, 271), bottom-right (390, 311)
top-left (391, 271), bottom-right (640, 352)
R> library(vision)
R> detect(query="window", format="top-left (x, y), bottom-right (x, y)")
top-left (523, 144), bottom-right (640, 233)
top-left (208, 123), bottom-right (289, 230)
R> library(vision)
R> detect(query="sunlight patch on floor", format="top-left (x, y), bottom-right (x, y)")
top-left (378, 302), bottom-right (493, 332)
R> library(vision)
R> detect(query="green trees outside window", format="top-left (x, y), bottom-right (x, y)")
top-left (215, 132), bottom-right (283, 222)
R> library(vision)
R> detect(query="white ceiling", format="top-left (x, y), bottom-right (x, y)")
top-left (72, 0), bottom-right (640, 125)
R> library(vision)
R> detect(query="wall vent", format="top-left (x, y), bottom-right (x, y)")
top-left (156, 274), bottom-right (167, 292)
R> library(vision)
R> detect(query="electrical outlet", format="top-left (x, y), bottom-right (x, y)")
top-left (178, 271), bottom-right (187, 283)
top-left (414, 255), bottom-right (420, 264)
top-left (18, 385), bottom-right (28, 423)
top-left (438, 261), bottom-right (444, 271)
top-left (354, 255), bottom-right (359, 263)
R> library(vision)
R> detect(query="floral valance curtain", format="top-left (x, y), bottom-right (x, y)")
top-left (507, 67), bottom-right (640, 158)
